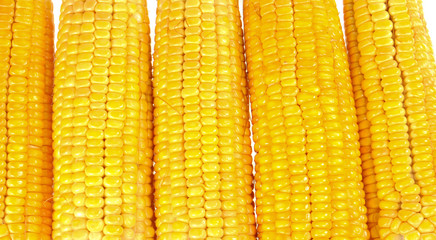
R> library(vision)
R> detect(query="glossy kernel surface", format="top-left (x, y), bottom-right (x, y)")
top-left (344, 0), bottom-right (436, 238)
top-left (153, 0), bottom-right (256, 238)
top-left (53, 0), bottom-right (154, 239)
top-left (244, 0), bottom-right (369, 239)
top-left (0, 0), bottom-right (54, 239)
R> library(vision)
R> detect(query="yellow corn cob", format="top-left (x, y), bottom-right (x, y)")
top-left (0, 0), bottom-right (54, 238)
top-left (153, 0), bottom-right (256, 238)
top-left (52, 0), bottom-right (154, 239)
top-left (344, 0), bottom-right (436, 239)
top-left (244, 0), bottom-right (369, 239)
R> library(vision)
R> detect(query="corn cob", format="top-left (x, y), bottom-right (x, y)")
top-left (244, 0), bottom-right (369, 238)
top-left (344, 0), bottom-right (436, 239)
top-left (0, 0), bottom-right (54, 238)
top-left (52, 0), bottom-right (154, 239)
top-left (153, 0), bottom-right (256, 238)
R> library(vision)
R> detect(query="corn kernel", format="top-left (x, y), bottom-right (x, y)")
top-left (53, 0), bottom-right (154, 239)
top-left (153, 0), bottom-right (255, 238)
top-left (343, 0), bottom-right (436, 238)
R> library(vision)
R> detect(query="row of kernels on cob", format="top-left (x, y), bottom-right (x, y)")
top-left (244, 0), bottom-right (368, 238)
top-left (52, 0), bottom-right (154, 239)
top-left (0, 0), bottom-right (54, 238)
top-left (153, 0), bottom-right (256, 238)
top-left (344, 0), bottom-right (436, 239)
top-left (1, 0), bottom-right (436, 239)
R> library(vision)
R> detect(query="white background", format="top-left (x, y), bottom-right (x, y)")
top-left (52, 0), bottom-right (436, 53)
